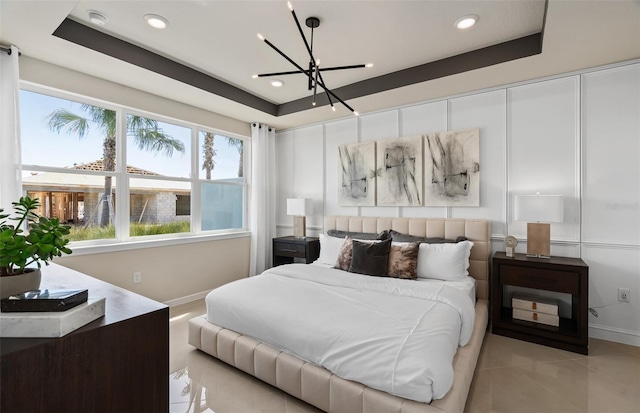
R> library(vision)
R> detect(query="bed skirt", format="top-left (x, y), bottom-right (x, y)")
top-left (188, 298), bottom-right (488, 413)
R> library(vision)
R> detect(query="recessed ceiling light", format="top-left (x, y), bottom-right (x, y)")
top-left (455, 14), bottom-right (478, 30)
top-left (87, 10), bottom-right (108, 26)
top-left (144, 14), bottom-right (168, 29)
top-left (270, 79), bottom-right (284, 87)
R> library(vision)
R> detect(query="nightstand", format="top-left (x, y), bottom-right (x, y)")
top-left (272, 236), bottom-right (320, 266)
top-left (491, 252), bottom-right (589, 354)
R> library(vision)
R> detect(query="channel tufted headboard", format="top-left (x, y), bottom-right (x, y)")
top-left (324, 216), bottom-right (491, 300)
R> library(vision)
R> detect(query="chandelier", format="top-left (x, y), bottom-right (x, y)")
top-left (255, 1), bottom-right (372, 116)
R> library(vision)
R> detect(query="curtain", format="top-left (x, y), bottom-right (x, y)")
top-left (0, 45), bottom-right (22, 212)
top-left (249, 123), bottom-right (276, 275)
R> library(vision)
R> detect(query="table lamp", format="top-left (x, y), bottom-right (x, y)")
top-left (514, 193), bottom-right (563, 258)
top-left (287, 198), bottom-right (312, 238)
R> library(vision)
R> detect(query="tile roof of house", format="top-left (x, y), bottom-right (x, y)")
top-left (72, 160), bottom-right (159, 175)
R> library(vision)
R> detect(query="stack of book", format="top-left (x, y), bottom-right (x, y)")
top-left (0, 289), bottom-right (105, 337)
top-left (511, 293), bottom-right (559, 327)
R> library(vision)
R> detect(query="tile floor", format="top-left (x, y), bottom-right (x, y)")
top-left (169, 300), bottom-right (639, 413)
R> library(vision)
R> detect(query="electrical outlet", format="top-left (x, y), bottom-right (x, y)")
top-left (618, 288), bottom-right (630, 303)
top-left (133, 272), bottom-right (142, 284)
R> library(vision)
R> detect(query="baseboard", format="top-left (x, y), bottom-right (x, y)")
top-left (589, 323), bottom-right (640, 347)
top-left (164, 290), bottom-right (210, 307)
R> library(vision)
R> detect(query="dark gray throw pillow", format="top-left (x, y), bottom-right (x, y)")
top-left (348, 238), bottom-right (392, 277)
top-left (388, 230), bottom-right (468, 244)
top-left (327, 229), bottom-right (389, 241)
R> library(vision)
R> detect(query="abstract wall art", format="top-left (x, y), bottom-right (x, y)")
top-left (424, 128), bottom-right (480, 206)
top-left (337, 142), bottom-right (376, 206)
top-left (376, 136), bottom-right (423, 206)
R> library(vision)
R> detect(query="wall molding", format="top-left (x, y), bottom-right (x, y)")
top-left (164, 289), bottom-right (210, 307)
top-left (589, 323), bottom-right (640, 347)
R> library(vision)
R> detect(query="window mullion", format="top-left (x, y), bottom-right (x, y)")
top-left (191, 128), bottom-right (201, 234)
top-left (115, 108), bottom-right (129, 241)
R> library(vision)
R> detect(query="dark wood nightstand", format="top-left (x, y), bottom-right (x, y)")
top-left (491, 252), bottom-right (589, 354)
top-left (272, 236), bottom-right (320, 266)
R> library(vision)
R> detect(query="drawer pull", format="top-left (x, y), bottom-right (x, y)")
top-left (281, 248), bottom-right (298, 253)
top-left (532, 302), bottom-right (537, 310)
top-left (533, 313), bottom-right (538, 321)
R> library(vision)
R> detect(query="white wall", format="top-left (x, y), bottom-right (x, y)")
top-left (276, 61), bottom-right (640, 346)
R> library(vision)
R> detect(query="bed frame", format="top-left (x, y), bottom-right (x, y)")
top-left (189, 216), bottom-right (491, 413)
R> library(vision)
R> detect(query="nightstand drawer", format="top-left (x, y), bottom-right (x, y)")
top-left (273, 242), bottom-right (306, 257)
top-left (500, 265), bottom-right (579, 294)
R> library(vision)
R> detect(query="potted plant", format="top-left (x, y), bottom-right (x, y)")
top-left (0, 196), bottom-right (72, 298)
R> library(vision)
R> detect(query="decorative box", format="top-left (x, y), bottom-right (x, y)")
top-left (512, 293), bottom-right (559, 327)
top-left (0, 298), bottom-right (105, 337)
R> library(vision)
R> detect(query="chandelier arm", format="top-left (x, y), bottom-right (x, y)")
top-left (322, 83), bottom-right (355, 113)
top-left (257, 70), bottom-right (309, 77)
top-left (317, 72), bottom-right (356, 113)
top-left (290, 8), bottom-right (316, 67)
top-left (262, 38), bottom-right (310, 77)
top-left (319, 64), bottom-right (367, 72)
top-left (312, 63), bottom-right (319, 106)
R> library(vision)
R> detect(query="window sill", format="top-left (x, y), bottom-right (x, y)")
top-left (67, 230), bottom-right (251, 257)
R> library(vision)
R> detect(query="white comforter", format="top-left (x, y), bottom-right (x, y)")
top-left (205, 264), bottom-right (475, 403)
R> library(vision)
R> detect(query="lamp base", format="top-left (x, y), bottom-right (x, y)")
top-left (527, 222), bottom-right (551, 257)
top-left (293, 216), bottom-right (306, 238)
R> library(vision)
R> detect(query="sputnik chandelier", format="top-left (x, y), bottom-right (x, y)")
top-left (254, 1), bottom-right (372, 116)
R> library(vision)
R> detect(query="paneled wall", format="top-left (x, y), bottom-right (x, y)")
top-left (275, 60), bottom-right (640, 346)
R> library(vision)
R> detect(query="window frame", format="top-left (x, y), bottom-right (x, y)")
top-left (18, 82), bottom-right (250, 252)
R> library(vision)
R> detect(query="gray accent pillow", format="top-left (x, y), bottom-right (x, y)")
top-left (388, 230), bottom-right (468, 244)
top-left (327, 229), bottom-right (389, 241)
top-left (348, 238), bottom-right (392, 277)
top-left (388, 242), bottom-right (420, 279)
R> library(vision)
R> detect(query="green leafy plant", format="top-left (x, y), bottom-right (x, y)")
top-left (0, 196), bottom-right (72, 276)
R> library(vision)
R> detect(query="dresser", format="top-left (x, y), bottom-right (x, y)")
top-left (491, 252), bottom-right (589, 354)
top-left (0, 263), bottom-right (169, 412)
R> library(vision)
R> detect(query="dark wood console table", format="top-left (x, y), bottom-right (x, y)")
top-left (0, 263), bottom-right (169, 412)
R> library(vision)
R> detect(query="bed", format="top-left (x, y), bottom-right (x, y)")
top-left (189, 216), bottom-right (491, 413)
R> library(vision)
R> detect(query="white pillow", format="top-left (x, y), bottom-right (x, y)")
top-left (315, 234), bottom-right (347, 265)
top-left (416, 240), bottom-right (474, 281)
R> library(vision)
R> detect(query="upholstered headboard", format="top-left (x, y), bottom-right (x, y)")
top-left (324, 216), bottom-right (491, 301)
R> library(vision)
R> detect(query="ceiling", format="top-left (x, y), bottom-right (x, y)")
top-left (1, 1), bottom-right (639, 130)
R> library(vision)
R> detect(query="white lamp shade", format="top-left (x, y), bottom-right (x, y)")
top-left (287, 198), bottom-right (312, 216)
top-left (514, 194), bottom-right (564, 223)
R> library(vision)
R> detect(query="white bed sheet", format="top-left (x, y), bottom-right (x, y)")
top-left (205, 263), bottom-right (475, 403)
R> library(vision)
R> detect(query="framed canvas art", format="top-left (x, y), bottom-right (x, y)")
top-left (338, 142), bottom-right (376, 206)
top-left (425, 128), bottom-right (480, 206)
top-left (376, 136), bottom-right (423, 206)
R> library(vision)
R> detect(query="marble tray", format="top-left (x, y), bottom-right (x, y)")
top-left (0, 297), bottom-right (105, 338)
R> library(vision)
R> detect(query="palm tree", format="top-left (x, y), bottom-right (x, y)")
top-left (201, 134), bottom-right (243, 180)
top-left (226, 137), bottom-right (243, 178)
top-left (202, 132), bottom-right (217, 180)
top-left (47, 105), bottom-right (185, 226)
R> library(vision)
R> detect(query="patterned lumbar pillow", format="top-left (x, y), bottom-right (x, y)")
top-left (334, 237), bottom-right (354, 271)
top-left (387, 242), bottom-right (420, 279)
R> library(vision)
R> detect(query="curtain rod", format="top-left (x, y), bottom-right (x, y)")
top-left (0, 46), bottom-right (19, 55)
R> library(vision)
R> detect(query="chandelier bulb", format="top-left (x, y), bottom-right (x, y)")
top-left (331, 106), bottom-right (336, 112)
top-left (353, 111), bottom-right (360, 116)
top-left (257, 33), bottom-right (265, 41)
top-left (287, 1), bottom-right (293, 11)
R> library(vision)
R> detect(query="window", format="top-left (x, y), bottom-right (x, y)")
top-left (175, 195), bottom-right (190, 216)
top-left (19, 87), bottom-right (247, 245)
top-left (199, 131), bottom-right (244, 231)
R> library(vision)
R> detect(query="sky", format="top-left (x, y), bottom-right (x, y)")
top-left (20, 90), bottom-right (242, 180)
